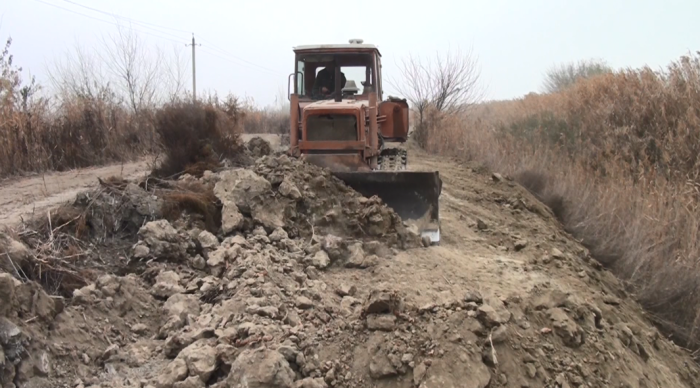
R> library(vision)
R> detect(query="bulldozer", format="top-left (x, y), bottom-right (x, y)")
top-left (287, 39), bottom-right (442, 244)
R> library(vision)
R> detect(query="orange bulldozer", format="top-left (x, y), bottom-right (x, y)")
top-left (287, 39), bottom-right (442, 244)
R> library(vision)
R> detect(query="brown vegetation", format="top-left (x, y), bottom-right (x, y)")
top-left (0, 33), bottom-right (264, 180)
top-left (240, 106), bottom-right (288, 134)
top-left (420, 51), bottom-right (700, 348)
top-left (239, 95), bottom-right (289, 134)
top-left (151, 97), bottom-right (246, 178)
top-left (160, 180), bottom-right (221, 233)
top-left (0, 38), bottom-right (158, 178)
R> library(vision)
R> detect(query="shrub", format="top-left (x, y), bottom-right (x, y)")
top-left (542, 58), bottom-right (613, 93)
top-left (151, 100), bottom-right (245, 178)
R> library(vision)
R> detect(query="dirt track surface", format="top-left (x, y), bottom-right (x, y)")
top-left (0, 134), bottom-right (282, 229)
top-left (1, 136), bottom-right (698, 387)
top-left (0, 160), bottom-right (152, 228)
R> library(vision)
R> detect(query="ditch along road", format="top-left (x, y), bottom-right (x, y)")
top-left (0, 135), bottom-right (698, 387)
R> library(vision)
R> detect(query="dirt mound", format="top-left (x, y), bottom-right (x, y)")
top-left (247, 154), bottom-right (418, 247)
top-left (0, 152), bottom-right (422, 387)
top-left (245, 136), bottom-right (273, 159)
top-left (1, 150), bottom-right (699, 388)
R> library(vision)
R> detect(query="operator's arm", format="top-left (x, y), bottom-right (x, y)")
top-left (312, 70), bottom-right (329, 96)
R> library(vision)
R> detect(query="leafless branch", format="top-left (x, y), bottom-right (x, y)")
top-left (389, 47), bottom-right (484, 124)
top-left (99, 23), bottom-right (163, 113)
top-left (163, 45), bottom-right (189, 102)
top-left (46, 41), bottom-right (114, 103)
top-left (542, 58), bottom-right (613, 93)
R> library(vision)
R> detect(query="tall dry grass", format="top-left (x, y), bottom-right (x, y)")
top-left (0, 36), bottom-right (159, 178)
top-left (424, 51), bottom-right (700, 348)
top-left (241, 106), bottom-right (289, 134)
top-left (239, 95), bottom-right (289, 135)
top-left (0, 95), bottom-right (158, 177)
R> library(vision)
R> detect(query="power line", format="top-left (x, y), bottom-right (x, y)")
top-left (60, 0), bottom-right (192, 36)
top-left (33, 0), bottom-right (286, 79)
top-left (201, 45), bottom-right (283, 75)
top-left (199, 47), bottom-right (283, 76)
top-left (31, 0), bottom-right (185, 45)
top-left (194, 35), bottom-right (285, 76)
top-left (43, 0), bottom-right (285, 77)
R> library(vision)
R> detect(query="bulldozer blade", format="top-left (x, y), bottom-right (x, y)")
top-left (332, 171), bottom-right (442, 244)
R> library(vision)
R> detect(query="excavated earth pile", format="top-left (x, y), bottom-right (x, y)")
top-left (0, 145), bottom-right (420, 388)
top-left (1, 139), bottom-right (700, 388)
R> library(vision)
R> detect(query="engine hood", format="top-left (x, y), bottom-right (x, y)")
top-left (300, 99), bottom-right (368, 112)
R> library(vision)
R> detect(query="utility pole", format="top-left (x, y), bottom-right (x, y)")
top-left (187, 34), bottom-right (201, 102)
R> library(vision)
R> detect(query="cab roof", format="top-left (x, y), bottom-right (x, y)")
top-left (293, 40), bottom-right (381, 55)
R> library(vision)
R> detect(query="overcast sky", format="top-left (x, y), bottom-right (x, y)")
top-left (3, 0), bottom-right (699, 106)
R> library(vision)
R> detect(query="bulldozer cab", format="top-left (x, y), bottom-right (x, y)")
top-left (287, 40), bottom-right (410, 151)
top-left (291, 43), bottom-right (382, 102)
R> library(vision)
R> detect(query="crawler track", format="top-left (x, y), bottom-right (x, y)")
top-left (378, 148), bottom-right (408, 171)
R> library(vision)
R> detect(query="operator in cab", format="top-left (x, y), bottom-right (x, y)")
top-left (312, 64), bottom-right (347, 98)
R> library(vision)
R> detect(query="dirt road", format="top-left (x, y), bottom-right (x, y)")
top-left (0, 160), bottom-right (152, 227)
top-left (0, 134), bottom-right (282, 229)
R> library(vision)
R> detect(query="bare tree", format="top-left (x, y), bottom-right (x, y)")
top-left (48, 28), bottom-right (183, 108)
top-left (1, 36), bottom-right (40, 111)
top-left (388, 53), bottom-right (432, 124)
top-left (99, 24), bottom-right (162, 113)
top-left (1, 36), bottom-right (22, 107)
top-left (542, 58), bottom-right (612, 93)
top-left (389, 47), bottom-right (484, 124)
top-left (47, 41), bottom-right (115, 103)
top-left (163, 45), bottom-right (189, 102)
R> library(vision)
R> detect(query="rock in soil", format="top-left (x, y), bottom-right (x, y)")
top-left (152, 271), bottom-right (185, 299)
top-left (366, 314), bottom-right (396, 331)
top-left (548, 308), bottom-right (585, 348)
top-left (227, 349), bottom-right (295, 388)
top-left (477, 303), bottom-right (511, 328)
top-left (335, 284), bottom-right (356, 297)
top-left (197, 231), bottom-right (219, 249)
top-left (464, 289), bottom-right (484, 304)
top-left (177, 339), bottom-right (218, 382)
top-left (365, 289), bottom-right (400, 315)
top-left (138, 220), bottom-right (189, 261)
top-left (246, 136), bottom-right (273, 158)
top-left (156, 358), bottom-right (188, 388)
